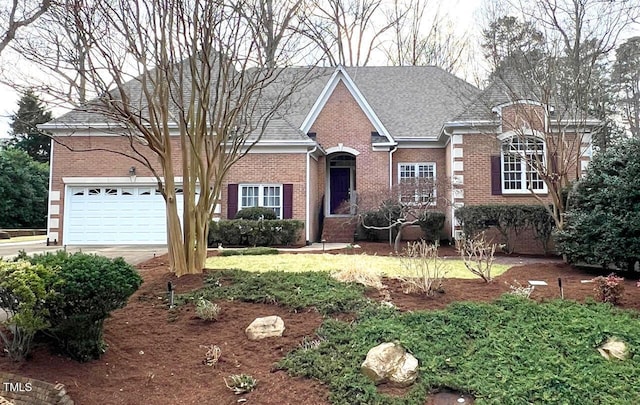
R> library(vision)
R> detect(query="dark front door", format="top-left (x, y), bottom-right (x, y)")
top-left (330, 167), bottom-right (351, 214)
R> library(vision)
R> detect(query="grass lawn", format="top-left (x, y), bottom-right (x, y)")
top-left (0, 235), bottom-right (46, 244)
top-left (205, 253), bottom-right (510, 279)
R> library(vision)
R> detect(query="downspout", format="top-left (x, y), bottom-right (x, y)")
top-left (388, 144), bottom-right (398, 189)
top-left (305, 145), bottom-right (318, 243)
top-left (388, 144), bottom-right (398, 245)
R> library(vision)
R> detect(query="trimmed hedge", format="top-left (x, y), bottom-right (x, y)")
top-left (417, 211), bottom-right (446, 242)
top-left (208, 219), bottom-right (304, 247)
top-left (235, 207), bottom-right (277, 220)
top-left (455, 204), bottom-right (555, 253)
top-left (220, 247), bottom-right (280, 256)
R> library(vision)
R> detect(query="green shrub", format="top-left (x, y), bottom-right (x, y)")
top-left (455, 204), bottom-right (555, 253)
top-left (27, 251), bottom-right (142, 362)
top-left (235, 207), bottom-right (277, 220)
top-left (208, 219), bottom-right (304, 247)
top-left (195, 297), bottom-right (221, 321)
top-left (358, 199), bottom-right (402, 241)
top-left (417, 211), bottom-right (445, 242)
top-left (180, 269), bottom-right (370, 315)
top-left (220, 247), bottom-right (279, 256)
top-left (557, 138), bottom-right (640, 270)
top-left (0, 260), bottom-right (56, 361)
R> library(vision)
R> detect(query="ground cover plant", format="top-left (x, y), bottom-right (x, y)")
top-left (279, 295), bottom-right (640, 404)
top-left (205, 253), bottom-right (510, 278)
top-left (180, 269), bottom-right (371, 315)
top-left (3, 244), bottom-right (640, 404)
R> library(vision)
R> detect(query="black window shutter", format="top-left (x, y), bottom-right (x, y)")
top-left (227, 184), bottom-right (239, 219)
top-left (283, 184), bottom-right (293, 219)
top-left (491, 155), bottom-right (502, 195)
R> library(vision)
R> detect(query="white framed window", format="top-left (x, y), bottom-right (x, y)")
top-left (398, 163), bottom-right (436, 203)
top-left (239, 184), bottom-right (282, 218)
top-left (501, 136), bottom-right (547, 193)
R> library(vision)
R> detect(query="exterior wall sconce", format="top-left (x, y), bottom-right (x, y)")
top-left (129, 166), bottom-right (136, 182)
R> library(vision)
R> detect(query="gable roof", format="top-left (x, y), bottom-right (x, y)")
top-left (344, 66), bottom-right (479, 139)
top-left (42, 65), bottom-right (481, 142)
top-left (451, 69), bottom-right (601, 126)
top-left (451, 70), bottom-right (536, 124)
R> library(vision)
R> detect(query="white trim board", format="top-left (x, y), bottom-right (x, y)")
top-left (300, 66), bottom-right (394, 144)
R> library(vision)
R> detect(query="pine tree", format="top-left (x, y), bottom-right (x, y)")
top-left (8, 90), bottom-right (53, 163)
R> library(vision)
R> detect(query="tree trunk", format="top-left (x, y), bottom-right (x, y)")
top-left (394, 222), bottom-right (411, 253)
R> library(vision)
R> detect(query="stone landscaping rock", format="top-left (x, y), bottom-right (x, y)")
top-left (597, 337), bottom-right (629, 360)
top-left (245, 316), bottom-right (285, 340)
top-left (361, 341), bottom-right (418, 387)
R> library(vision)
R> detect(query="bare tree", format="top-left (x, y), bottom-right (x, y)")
top-left (0, 0), bottom-right (50, 54)
top-left (383, 0), bottom-right (467, 72)
top-left (474, 0), bottom-right (640, 232)
top-left (612, 36), bottom-right (640, 138)
top-left (15, 0), bottom-right (313, 276)
top-left (301, 0), bottom-right (398, 66)
top-left (355, 177), bottom-right (450, 252)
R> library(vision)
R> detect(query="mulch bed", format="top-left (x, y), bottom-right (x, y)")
top-left (1, 242), bottom-right (639, 404)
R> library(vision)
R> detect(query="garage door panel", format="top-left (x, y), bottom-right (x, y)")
top-left (64, 185), bottom-right (183, 245)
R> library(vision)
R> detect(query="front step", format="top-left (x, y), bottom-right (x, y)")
top-left (321, 217), bottom-right (357, 243)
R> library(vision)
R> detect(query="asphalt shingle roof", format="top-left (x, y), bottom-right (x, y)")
top-left (45, 65), bottom-right (481, 141)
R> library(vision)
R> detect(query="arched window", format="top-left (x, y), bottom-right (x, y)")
top-left (501, 135), bottom-right (547, 193)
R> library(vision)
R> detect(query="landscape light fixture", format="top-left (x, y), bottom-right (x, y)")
top-left (128, 166), bottom-right (136, 182)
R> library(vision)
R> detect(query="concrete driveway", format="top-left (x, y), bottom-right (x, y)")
top-left (0, 241), bottom-right (166, 323)
top-left (0, 240), bottom-right (166, 265)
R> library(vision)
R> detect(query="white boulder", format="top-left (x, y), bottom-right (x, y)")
top-left (361, 342), bottom-right (418, 387)
top-left (245, 315), bottom-right (285, 340)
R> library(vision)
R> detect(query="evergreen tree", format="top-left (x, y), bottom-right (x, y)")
top-left (556, 137), bottom-right (640, 270)
top-left (8, 90), bottom-right (53, 163)
top-left (0, 148), bottom-right (49, 228)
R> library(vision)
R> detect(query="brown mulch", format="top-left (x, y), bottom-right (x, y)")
top-left (1, 242), bottom-right (639, 405)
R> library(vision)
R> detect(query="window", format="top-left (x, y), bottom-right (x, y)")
top-left (398, 163), bottom-right (436, 203)
top-left (501, 136), bottom-right (546, 193)
top-left (239, 184), bottom-right (282, 218)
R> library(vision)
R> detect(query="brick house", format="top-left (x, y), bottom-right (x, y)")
top-left (40, 66), bottom-right (597, 248)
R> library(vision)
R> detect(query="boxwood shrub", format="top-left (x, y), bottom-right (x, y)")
top-left (235, 207), bottom-right (277, 220)
top-left (454, 204), bottom-right (554, 253)
top-left (26, 251), bottom-right (142, 362)
top-left (208, 219), bottom-right (304, 247)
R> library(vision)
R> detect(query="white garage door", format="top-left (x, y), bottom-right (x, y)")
top-left (64, 186), bottom-right (184, 244)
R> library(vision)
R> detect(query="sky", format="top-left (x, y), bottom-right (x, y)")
top-left (0, 0), bottom-right (637, 138)
top-left (0, 0), bottom-right (484, 138)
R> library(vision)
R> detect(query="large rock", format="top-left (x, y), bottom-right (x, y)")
top-left (361, 342), bottom-right (418, 387)
top-left (245, 315), bottom-right (285, 340)
top-left (598, 337), bottom-right (629, 360)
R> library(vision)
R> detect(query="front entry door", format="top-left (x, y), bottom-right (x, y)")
top-left (330, 167), bottom-right (351, 214)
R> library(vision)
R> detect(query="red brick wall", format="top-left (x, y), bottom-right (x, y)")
top-left (392, 148), bottom-right (447, 210)
top-left (50, 136), bottom-right (309, 244)
top-left (50, 136), bottom-right (170, 244)
top-left (220, 153), bottom-right (307, 222)
top-left (310, 80), bottom-right (390, 201)
top-left (460, 134), bottom-right (551, 205)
